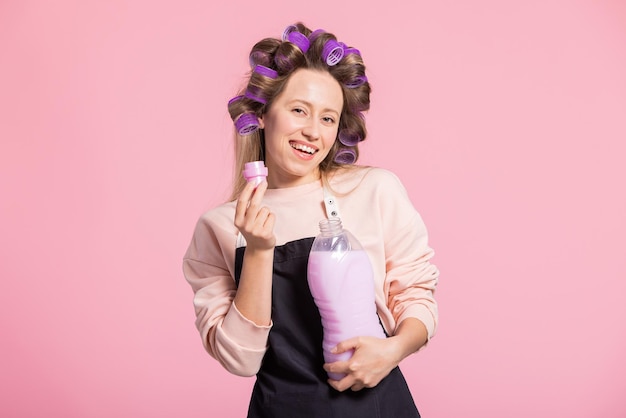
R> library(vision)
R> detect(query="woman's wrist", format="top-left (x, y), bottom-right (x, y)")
top-left (390, 318), bottom-right (429, 362)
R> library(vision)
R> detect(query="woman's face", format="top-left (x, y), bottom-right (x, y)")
top-left (259, 68), bottom-right (343, 189)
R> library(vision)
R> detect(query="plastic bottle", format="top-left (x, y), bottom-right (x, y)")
top-left (242, 161), bottom-right (267, 187)
top-left (307, 218), bottom-right (386, 380)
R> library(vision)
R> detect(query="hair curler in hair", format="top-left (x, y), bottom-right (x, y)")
top-left (235, 113), bottom-right (260, 135)
top-left (322, 39), bottom-right (345, 66)
top-left (249, 50), bottom-right (271, 69)
top-left (244, 86), bottom-right (267, 105)
top-left (338, 130), bottom-right (362, 146)
top-left (253, 64), bottom-right (278, 79)
top-left (308, 29), bottom-right (325, 42)
top-left (287, 31), bottom-right (311, 54)
top-left (344, 75), bottom-right (368, 89)
top-left (282, 24), bottom-right (298, 41)
top-left (334, 148), bottom-right (357, 164)
top-left (228, 95), bottom-right (243, 107)
top-left (342, 46), bottom-right (361, 57)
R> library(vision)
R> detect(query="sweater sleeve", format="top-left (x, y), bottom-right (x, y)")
top-left (378, 171), bottom-right (439, 340)
top-left (182, 213), bottom-right (271, 376)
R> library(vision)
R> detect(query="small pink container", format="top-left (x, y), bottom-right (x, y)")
top-left (243, 161), bottom-right (268, 187)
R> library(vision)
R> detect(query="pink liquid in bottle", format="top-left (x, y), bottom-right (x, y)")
top-left (307, 219), bottom-right (386, 380)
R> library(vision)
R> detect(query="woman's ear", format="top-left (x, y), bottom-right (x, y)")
top-left (258, 115), bottom-right (265, 129)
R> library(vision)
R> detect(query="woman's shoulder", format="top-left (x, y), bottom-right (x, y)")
top-left (193, 200), bottom-right (237, 234)
top-left (331, 165), bottom-right (406, 194)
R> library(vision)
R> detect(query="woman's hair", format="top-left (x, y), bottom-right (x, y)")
top-left (227, 23), bottom-right (371, 200)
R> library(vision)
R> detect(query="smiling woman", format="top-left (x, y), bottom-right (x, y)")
top-left (225, 23), bottom-right (371, 200)
top-left (182, 22), bottom-right (439, 418)
top-left (260, 69), bottom-right (343, 188)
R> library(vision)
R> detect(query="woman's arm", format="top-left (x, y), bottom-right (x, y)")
top-left (182, 180), bottom-right (276, 376)
top-left (324, 169), bottom-right (439, 391)
top-left (232, 180), bottom-right (276, 326)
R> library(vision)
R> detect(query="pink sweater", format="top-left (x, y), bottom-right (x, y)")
top-left (183, 166), bottom-right (439, 376)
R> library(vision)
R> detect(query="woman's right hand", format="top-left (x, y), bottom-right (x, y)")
top-left (234, 180), bottom-right (276, 251)
top-left (233, 180), bottom-right (276, 326)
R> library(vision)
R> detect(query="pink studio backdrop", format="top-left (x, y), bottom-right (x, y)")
top-left (1, 1), bottom-right (625, 417)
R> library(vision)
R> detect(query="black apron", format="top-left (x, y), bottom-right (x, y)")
top-left (235, 237), bottom-right (420, 418)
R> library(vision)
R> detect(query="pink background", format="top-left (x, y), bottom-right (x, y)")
top-left (1, 1), bottom-right (625, 417)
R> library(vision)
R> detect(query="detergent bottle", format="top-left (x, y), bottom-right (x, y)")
top-left (307, 218), bottom-right (386, 380)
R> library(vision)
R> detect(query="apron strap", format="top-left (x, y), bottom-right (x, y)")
top-left (236, 231), bottom-right (247, 249)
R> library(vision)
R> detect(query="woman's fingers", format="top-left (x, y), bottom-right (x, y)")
top-left (324, 336), bottom-right (396, 392)
top-left (248, 180), bottom-right (267, 207)
top-left (235, 180), bottom-right (267, 228)
top-left (234, 180), bottom-right (257, 226)
top-left (234, 180), bottom-right (275, 249)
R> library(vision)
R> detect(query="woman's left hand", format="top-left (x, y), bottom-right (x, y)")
top-left (323, 318), bottom-right (429, 392)
top-left (323, 336), bottom-right (401, 392)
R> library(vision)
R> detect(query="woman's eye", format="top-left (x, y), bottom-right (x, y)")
top-left (322, 117), bottom-right (335, 124)
top-left (293, 108), bottom-right (305, 114)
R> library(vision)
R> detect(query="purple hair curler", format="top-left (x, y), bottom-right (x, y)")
top-left (342, 46), bottom-right (361, 57)
top-left (334, 148), bottom-right (357, 164)
top-left (235, 113), bottom-right (260, 135)
top-left (344, 75), bottom-right (368, 89)
top-left (244, 86), bottom-right (267, 105)
top-left (274, 52), bottom-right (294, 72)
top-left (338, 130), bottom-right (362, 146)
top-left (287, 31), bottom-right (310, 54)
top-left (322, 39), bottom-right (344, 66)
top-left (228, 95), bottom-right (244, 107)
top-left (243, 160), bottom-right (268, 187)
top-left (249, 50), bottom-right (271, 68)
top-left (282, 24), bottom-right (298, 41)
top-left (308, 29), bottom-right (325, 42)
top-left (253, 65), bottom-right (278, 79)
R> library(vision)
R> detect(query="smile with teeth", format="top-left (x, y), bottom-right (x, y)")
top-left (290, 141), bottom-right (317, 155)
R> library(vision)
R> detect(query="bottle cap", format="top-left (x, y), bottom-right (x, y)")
top-left (243, 161), bottom-right (268, 186)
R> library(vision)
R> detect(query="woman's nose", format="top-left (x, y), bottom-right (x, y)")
top-left (301, 119), bottom-right (321, 140)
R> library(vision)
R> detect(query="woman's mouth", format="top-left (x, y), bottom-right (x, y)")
top-left (289, 141), bottom-right (317, 155)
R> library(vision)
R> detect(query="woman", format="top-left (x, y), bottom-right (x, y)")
top-left (183, 22), bottom-right (439, 417)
